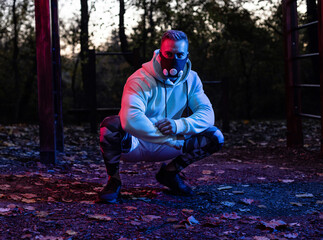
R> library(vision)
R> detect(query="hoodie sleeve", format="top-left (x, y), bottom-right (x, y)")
top-left (174, 72), bottom-right (215, 135)
top-left (119, 77), bottom-right (184, 149)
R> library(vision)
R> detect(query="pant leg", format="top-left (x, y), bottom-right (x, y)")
top-left (99, 115), bottom-right (131, 175)
top-left (170, 126), bottom-right (224, 172)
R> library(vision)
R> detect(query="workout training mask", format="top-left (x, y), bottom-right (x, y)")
top-left (160, 52), bottom-right (188, 78)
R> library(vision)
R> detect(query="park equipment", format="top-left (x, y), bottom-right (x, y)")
top-left (34, 0), bottom-right (323, 164)
top-left (282, 0), bottom-right (323, 155)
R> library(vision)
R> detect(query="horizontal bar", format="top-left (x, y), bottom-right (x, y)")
top-left (96, 52), bottom-right (132, 56)
top-left (297, 113), bottom-right (321, 119)
top-left (202, 81), bottom-right (222, 84)
top-left (294, 53), bottom-right (319, 59)
top-left (293, 20), bottom-right (318, 31)
top-left (294, 84), bottom-right (320, 88)
top-left (69, 108), bottom-right (120, 112)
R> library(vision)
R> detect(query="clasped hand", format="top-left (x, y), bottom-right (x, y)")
top-left (155, 118), bottom-right (177, 135)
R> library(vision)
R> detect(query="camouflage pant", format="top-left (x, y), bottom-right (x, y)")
top-left (99, 115), bottom-right (224, 175)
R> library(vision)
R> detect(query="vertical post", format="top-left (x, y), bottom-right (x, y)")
top-left (221, 77), bottom-right (230, 132)
top-left (318, 0), bottom-right (323, 156)
top-left (283, 0), bottom-right (303, 147)
top-left (51, 0), bottom-right (64, 152)
top-left (88, 49), bottom-right (97, 133)
top-left (35, 0), bottom-right (56, 164)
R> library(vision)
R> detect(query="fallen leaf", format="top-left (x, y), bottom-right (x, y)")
top-left (0, 184), bottom-right (11, 190)
top-left (130, 220), bottom-right (141, 226)
top-left (9, 194), bottom-right (22, 201)
top-left (24, 206), bottom-right (36, 211)
top-left (279, 179), bottom-right (294, 183)
top-left (222, 212), bottom-right (241, 220)
top-left (296, 193), bottom-right (314, 198)
top-left (257, 205), bottom-right (267, 208)
top-left (166, 218), bottom-right (178, 223)
top-left (7, 204), bottom-right (17, 209)
top-left (88, 214), bottom-right (112, 221)
top-left (221, 201), bottom-right (235, 207)
top-left (66, 230), bottom-right (78, 236)
top-left (240, 198), bottom-right (255, 205)
top-left (258, 219), bottom-right (287, 230)
top-left (253, 237), bottom-right (270, 240)
top-left (284, 233), bottom-right (298, 239)
top-left (141, 215), bottom-right (161, 222)
top-left (21, 198), bottom-right (37, 203)
top-left (217, 186), bottom-right (233, 191)
top-left (290, 202), bottom-right (302, 206)
top-left (197, 175), bottom-right (216, 181)
top-left (173, 224), bottom-right (186, 229)
top-left (202, 170), bottom-right (213, 175)
top-left (123, 206), bottom-right (138, 211)
top-left (182, 209), bottom-right (194, 214)
top-left (0, 208), bottom-right (11, 213)
top-left (35, 211), bottom-right (49, 218)
top-left (187, 216), bottom-right (199, 225)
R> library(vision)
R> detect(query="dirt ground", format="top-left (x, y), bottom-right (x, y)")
top-left (0, 120), bottom-right (322, 239)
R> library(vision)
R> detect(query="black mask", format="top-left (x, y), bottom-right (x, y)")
top-left (160, 52), bottom-right (188, 78)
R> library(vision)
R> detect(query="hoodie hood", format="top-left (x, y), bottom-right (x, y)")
top-left (142, 49), bottom-right (191, 86)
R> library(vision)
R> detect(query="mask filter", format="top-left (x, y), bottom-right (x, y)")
top-left (160, 52), bottom-right (188, 78)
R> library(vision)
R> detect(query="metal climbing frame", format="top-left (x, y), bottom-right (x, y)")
top-left (283, 0), bottom-right (323, 155)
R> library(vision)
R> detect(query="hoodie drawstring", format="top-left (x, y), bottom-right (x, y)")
top-left (186, 81), bottom-right (189, 117)
top-left (163, 80), bottom-right (189, 119)
top-left (164, 81), bottom-right (167, 118)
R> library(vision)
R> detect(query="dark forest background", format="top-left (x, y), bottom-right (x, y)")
top-left (0, 0), bottom-right (320, 125)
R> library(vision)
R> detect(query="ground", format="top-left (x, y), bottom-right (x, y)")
top-left (0, 120), bottom-right (322, 239)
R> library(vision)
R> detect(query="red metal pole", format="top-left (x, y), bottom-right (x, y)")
top-left (318, 0), bottom-right (323, 156)
top-left (35, 0), bottom-right (56, 164)
top-left (51, 0), bottom-right (64, 152)
top-left (283, 0), bottom-right (303, 147)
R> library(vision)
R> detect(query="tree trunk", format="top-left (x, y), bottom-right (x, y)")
top-left (80, 0), bottom-right (89, 106)
top-left (12, 0), bottom-right (20, 122)
top-left (119, 0), bottom-right (134, 65)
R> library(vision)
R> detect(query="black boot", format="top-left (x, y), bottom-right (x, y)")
top-left (156, 163), bottom-right (193, 195)
top-left (98, 176), bottom-right (122, 203)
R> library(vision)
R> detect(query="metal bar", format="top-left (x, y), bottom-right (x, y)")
top-left (318, 0), bottom-right (323, 155)
top-left (96, 52), bottom-right (133, 56)
top-left (51, 0), bottom-right (64, 152)
top-left (294, 84), bottom-right (320, 88)
top-left (283, 0), bottom-right (303, 147)
top-left (35, 0), bottom-right (56, 164)
top-left (295, 52), bottom-right (319, 59)
top-left (202, 81), bottom-right (222, 84)
top-left (297, 113), bottom-right (321, 119)
top-left (293, 20), bottom-right (318, 31)
top-left (88, 49), bottom-right (97, 133)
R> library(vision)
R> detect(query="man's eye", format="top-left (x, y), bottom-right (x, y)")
top-left (166, 53), bottom-right (173, 58)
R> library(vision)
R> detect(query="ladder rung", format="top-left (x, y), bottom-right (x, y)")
top-left (297, 113), bottom-right (321, 119)
top-left (96, 52), bottom-right (133, 56)
top-left (203, 81), bottom-right (222, 84)
top-left (295, 53), bottom-right (319, 59)
top-left (293, 20), bottom-right (319, 31)
top-left (294, 84), bottom-right (320, 88)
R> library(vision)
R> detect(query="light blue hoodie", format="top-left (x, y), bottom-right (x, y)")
top-left (119, 50), bottom-right (215, 149)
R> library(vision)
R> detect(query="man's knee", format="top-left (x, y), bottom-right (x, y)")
top-left (183, 126), bottom-right (224, 155)
top-left (100, 115), bottom-right (131, 153)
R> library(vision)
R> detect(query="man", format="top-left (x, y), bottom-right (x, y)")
top-left (98, 30), bottom-right (224, 203)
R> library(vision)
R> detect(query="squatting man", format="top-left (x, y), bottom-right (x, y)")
top-left (98, 30), bottom-right (224, 203)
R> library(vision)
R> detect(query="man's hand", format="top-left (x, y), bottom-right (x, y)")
top-left (155, 118), bottom-right (177, 135)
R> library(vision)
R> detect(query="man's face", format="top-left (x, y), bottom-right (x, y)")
top-left (160, 39), bottom-right (188, 60)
